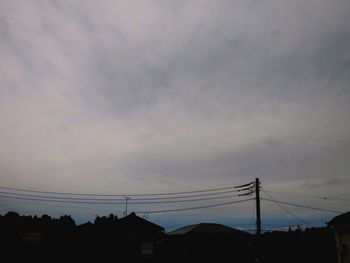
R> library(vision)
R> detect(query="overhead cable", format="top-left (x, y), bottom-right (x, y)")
top-left (0, 184), bottom-right (246, 197)
top-left (261, 189), bottom-right (311, 227)
top-left (135, 198), bottom-right (255, 214)
top-left (262, 198), bottom-right (344, 214)
top-left (0, 189), bottom-right (242, 201)
top-left (0, 193), bottom-right (246, 205)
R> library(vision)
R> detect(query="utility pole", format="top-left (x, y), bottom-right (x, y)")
top-left (123, 196), bottom-right (130, 217)
top-left (255, 178), bottom-right (261, 235)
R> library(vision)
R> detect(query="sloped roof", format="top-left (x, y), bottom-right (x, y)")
top-left (328, 211), bottom-right (350, 230)
top-left (118, 212), bottom-right (164, 233)
top-left (167, 223), bottom-right (249, 236)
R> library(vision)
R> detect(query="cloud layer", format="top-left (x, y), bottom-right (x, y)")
top-left (1, 0), bottom-right (350, 224)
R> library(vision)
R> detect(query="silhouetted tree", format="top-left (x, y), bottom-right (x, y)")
top-left (58, 215), bottom-right (75, 227)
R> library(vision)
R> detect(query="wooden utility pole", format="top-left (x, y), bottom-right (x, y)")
top-left (255, 178), bottom-right (261, 235)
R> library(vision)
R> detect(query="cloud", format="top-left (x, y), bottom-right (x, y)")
top-left (302, 177), bottom-right (350, 190)
top-left (0, 0), bottom-right (350, 222)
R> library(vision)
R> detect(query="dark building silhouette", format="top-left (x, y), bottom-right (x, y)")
top-left (0, 210), bottom-right (341, 262)
top-left (73, 212), bottom-right (165, 261)
top-left (162, 223), bottom-right (252, 262)
top-left (329, 211), bottom-right (350, 263)
top-left (118, 212), bottom-right (164, 236)
top-left (167, 222), bottom-right (249, 235)
top-left (116, 212), bottom-right (164, 259)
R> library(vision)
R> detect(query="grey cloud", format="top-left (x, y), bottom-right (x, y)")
top-left (325, 177), bottom-right (350, 186)
top-left (302, 177), bottom-right (350, 189)
top-left (0, 0), bottom-right (350, 221)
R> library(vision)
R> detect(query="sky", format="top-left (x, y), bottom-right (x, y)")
top-left (0, 0), bottom-right (350, 230)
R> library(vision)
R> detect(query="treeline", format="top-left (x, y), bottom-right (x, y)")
top-left (0, 211), bottom-right (76, 236)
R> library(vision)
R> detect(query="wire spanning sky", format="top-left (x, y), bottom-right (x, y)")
top-left (0, 0), bottom-right (350, 229)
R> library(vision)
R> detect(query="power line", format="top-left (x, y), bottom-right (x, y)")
top-left (0, 198), bottom-right (118, 213)
top-left (0, 194), bottom-right (126, 205)
top-left (262, 198), bottom-right (344, 214)
top-left (261, 189), bottom-right (311, 227)
top-left (132, 190), bottom-right (241, 200)
top-left (0, 189), bottom-right (242, 201)
top-left (234, 182), bottom-right (255, 188)
top-left (0, 191), bottom-right (125, 201)
top-left (135, 198), bottom-right (255, 214)
top-left (130, 194), bottom-right (244, 204)
top-left (0, 184), bottom-right (246, 197)
top-left (0, 193), bottom-right (246, 205)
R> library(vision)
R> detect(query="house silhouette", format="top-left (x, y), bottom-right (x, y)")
top-left (329, 211), bottom-right (350, 263)
top-left (162, 223), bottom-right (252, 262)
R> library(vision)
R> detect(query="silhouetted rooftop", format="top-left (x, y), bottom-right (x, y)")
top-left (328, 211), bottom-right (350, 231)
top-left (118, 212), bottom-right (164, 234)
top-left (167, 223), bottom-right (250, 236)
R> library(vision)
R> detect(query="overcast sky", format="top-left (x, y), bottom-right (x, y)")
top-left (1, 0), bottom-right (350, 229)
